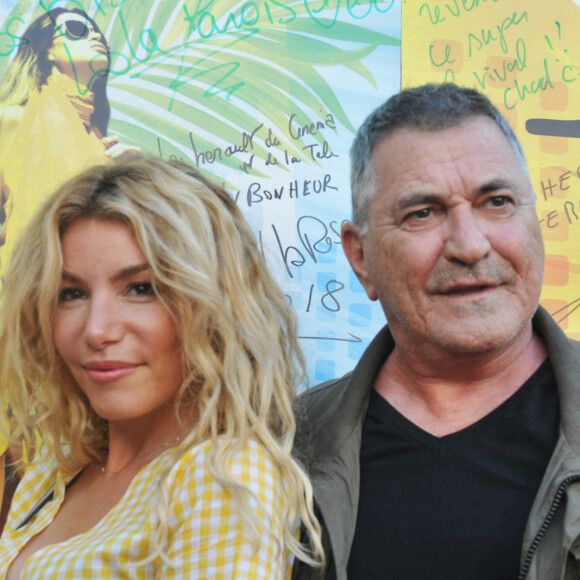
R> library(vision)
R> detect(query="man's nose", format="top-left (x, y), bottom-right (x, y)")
top-left (443, 207), bottom-right (492, 265)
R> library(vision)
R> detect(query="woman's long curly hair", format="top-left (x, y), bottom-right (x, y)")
top-left (0, 154), bottom-right (323, 566)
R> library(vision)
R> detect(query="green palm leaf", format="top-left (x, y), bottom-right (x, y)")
top-left (2, 0), bottom-right (398, 182)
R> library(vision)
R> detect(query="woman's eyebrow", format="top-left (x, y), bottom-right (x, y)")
top-left (61, 271), bottom-right (81, 284)
top-left (111, 263), bottom-right (150, 282)
top-left (61, 263), bottom-right (150, 284)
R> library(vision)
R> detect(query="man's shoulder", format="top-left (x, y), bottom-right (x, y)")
top-left (534, 306), bottom-right (580, 363)
top-left (296, 325), bottom-right (393, 427)
top-left (294, 325), bottom-right (393, 461)
top-left (293, 372), bottom-right (356, 458)
top-left (568, 334), bottom-right (580, 352)
top-left (300, 372), bottom-right (353, 404)
top-left (296, 373), bottom-right (354, 431)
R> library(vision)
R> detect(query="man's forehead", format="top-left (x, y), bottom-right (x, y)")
top-left (371, 116), bottom-right (509, 152)
top-left (369, 119), bottom-right (528, 196)
top-left (371, 123), bottom-right (536, 220)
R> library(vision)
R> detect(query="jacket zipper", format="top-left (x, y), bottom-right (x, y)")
top-left (518, 474), bottom-right (580, 579)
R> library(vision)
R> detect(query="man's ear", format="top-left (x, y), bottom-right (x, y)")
top-left (341, 221), bottom-right (378, 301)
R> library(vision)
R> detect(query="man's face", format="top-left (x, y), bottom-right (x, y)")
top-left (343, 116), bottom-right (544, 358)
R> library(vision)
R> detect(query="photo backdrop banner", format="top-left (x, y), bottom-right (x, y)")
top-left (0, 0), bottom-right (401, 387)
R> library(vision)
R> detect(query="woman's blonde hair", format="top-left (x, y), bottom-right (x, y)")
top-left (0, 154), bottom-right (322, 566)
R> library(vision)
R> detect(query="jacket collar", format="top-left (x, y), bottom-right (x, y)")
top-left (533, 305), bottom-right (580, 453)
top-left (298, 324), bottom-right (394, 461)
top-left (303, 305), bottom-right (580, 461)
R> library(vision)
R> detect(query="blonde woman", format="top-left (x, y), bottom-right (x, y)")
top-left (0, 155), bottom-right (323, 578)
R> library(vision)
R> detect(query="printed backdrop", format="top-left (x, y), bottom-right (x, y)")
top-left (4, 0), bottom-right (577, 391)
top-left (0, 0), bottom-right (401, 387)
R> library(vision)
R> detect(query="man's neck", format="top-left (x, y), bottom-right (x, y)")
top-left (374, 327), bottom-right (547, 437)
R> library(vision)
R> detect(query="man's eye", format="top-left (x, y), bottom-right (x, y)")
top-left (58, 288), bottom-right (85, 302)
top-left (487, 195), bottom-right (511, 207)
top-left (407, 207), bottom-right (433, 220)
top-left (129, 282), bottom-right (155, 297)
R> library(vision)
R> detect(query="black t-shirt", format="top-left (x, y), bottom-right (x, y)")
top-left (347, 360), bottom-right (559, 580)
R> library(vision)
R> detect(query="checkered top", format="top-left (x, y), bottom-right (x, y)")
top-left (0, 438), bottom-right (294, 579)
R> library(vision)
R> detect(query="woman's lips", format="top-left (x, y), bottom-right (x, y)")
top-left (84, 361), bottom-right (140, 382)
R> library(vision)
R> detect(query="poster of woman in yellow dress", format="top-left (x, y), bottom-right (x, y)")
top-left (0, 6), bottom-right (137, 278)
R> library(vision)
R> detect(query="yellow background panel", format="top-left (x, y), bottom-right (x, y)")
top-left (403, 0), bottom-right (580, 339)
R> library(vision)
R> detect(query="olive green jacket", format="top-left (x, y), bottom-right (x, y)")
top-left (293, 306), bottom-right (580, 579)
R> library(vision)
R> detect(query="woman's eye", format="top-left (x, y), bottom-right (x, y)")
top-left (58, 288), bottom-right (85, 302)
top-left (129, 282), bottom-right (155, 297)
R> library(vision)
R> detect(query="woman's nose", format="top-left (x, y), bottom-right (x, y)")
top-left (84, 297), bottom-right (123, 350)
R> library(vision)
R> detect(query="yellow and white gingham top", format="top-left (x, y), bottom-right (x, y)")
top-left (0, 439), bottom-right (294, 579)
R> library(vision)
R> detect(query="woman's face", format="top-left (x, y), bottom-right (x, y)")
top-left (53, 219), bottom-right (185, 429)
top-left (47, 12), bottom-right (109, 86)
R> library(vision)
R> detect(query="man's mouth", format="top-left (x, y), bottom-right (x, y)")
top-left (439, 282), bottom-right (498, 295)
